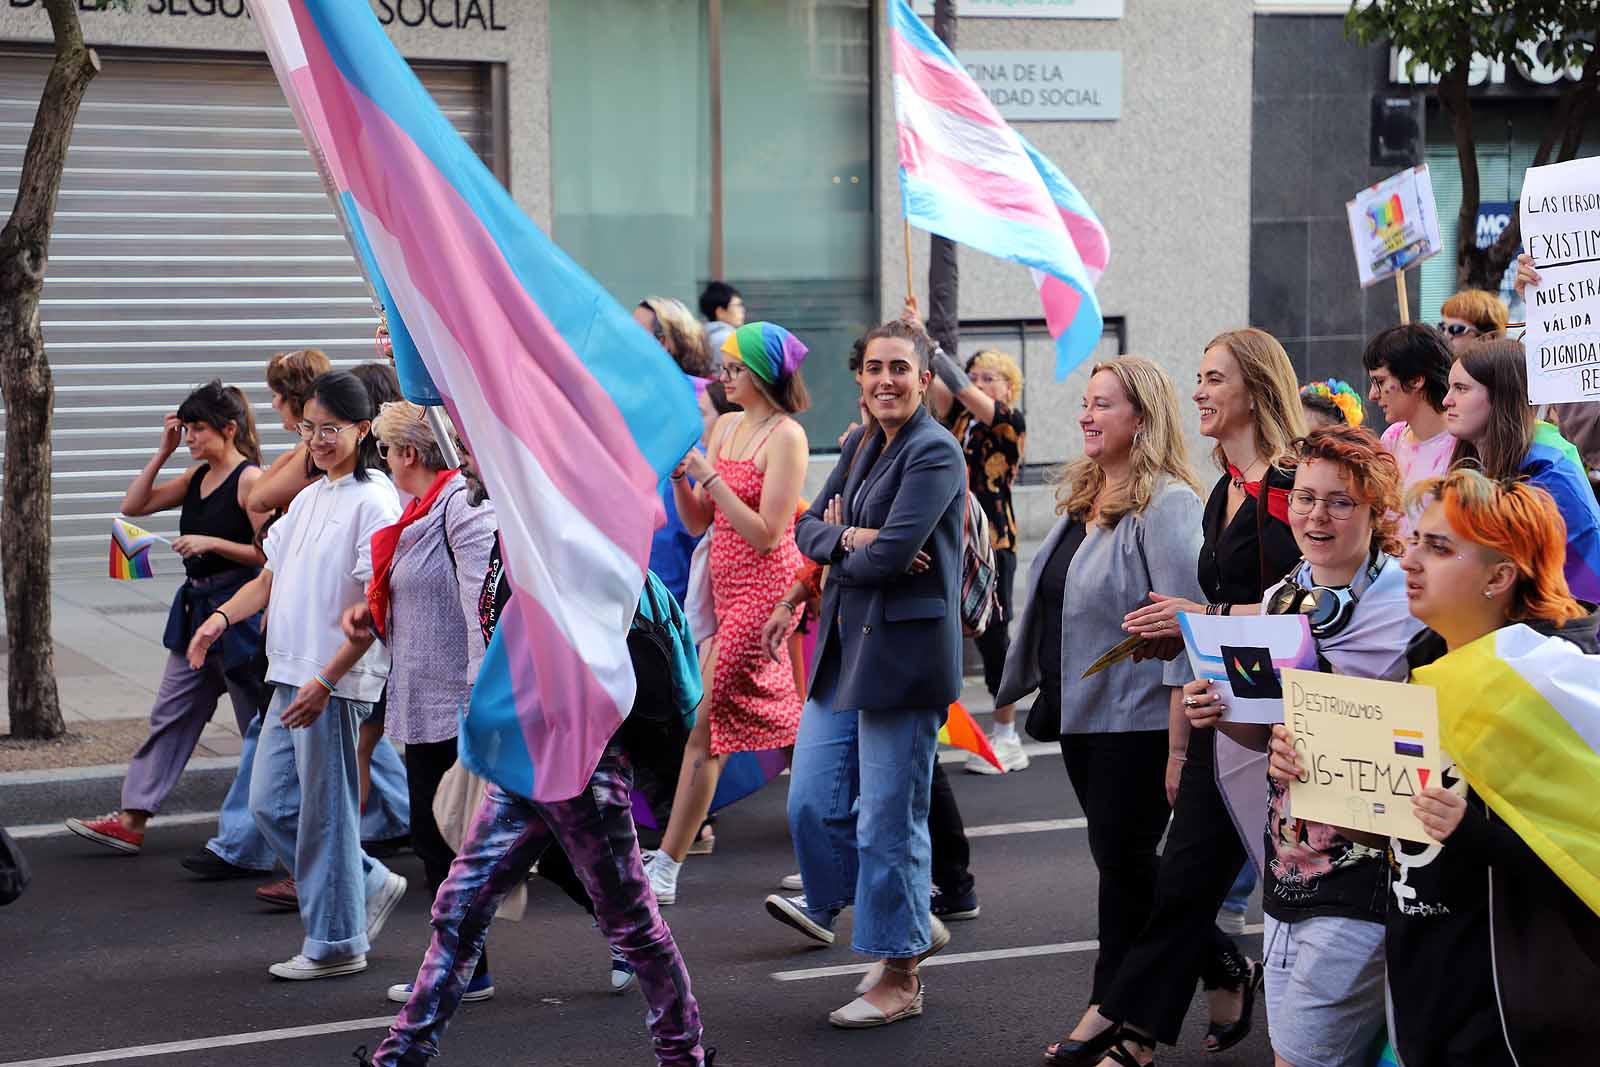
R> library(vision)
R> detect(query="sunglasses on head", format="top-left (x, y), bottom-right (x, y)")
top-left (1436, 321), bottom-right (1480, 338)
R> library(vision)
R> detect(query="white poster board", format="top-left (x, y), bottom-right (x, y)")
top-left (1178, 613), bottom-right (1318, 725)
top-left (1346, 165), bottom-right (1443, 288)
top-left (1519, 156), bottom-right (1600, 404)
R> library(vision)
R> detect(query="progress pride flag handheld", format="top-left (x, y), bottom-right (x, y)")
top-left (251, 0), bottom-right (701, 802)
top-left (889, 0), bottom-right (1109, 379)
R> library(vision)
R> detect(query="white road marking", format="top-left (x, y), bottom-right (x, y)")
top-left (966, 818), bottom-right (1085, 837)
top-left (0, 756), bottom-right (237, 787)
top-left (770, 924), bottom-right (1266, 982)
top-left (11, 810), bottom-right (216, 840)
top-left (937, 741), bottom-right (1054, 765)
top-left (0, 1016), bottom-right (396, 1067)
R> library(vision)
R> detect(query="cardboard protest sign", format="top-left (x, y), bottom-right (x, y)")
top-left (1519, 155), bottom-right (1600, 404)
top-left (1178, 613), bottom-right (1317, 725)
top-left (1283, 668), bottom-right (1439, 844)
top-left (1346, 165), bottom-right (1443, 288)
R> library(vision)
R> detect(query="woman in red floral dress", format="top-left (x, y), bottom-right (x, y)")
top-left (648, 322), bottom-right (812, 905)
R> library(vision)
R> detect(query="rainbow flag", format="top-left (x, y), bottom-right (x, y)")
top-left (1413, 624), bottom-right (1600, 915)
top-left (942, 700), bottom-right (1003, 772)
top-left (251, 1), bottom-right (701, 802)
top-left (109, 518), bottom-right (163, 580)
top-left (1523, 421), bottom-right (1600, 603)
top-left (630, 748), bottom-right (790, 832)
top-left (890, 0), bottom-right (1108, 379)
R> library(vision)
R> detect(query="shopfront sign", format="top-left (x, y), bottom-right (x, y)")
top-left (913, 0), bottom-right (1123, 19)
top-left (4, 0), bottom-right (510, 31)
top-left (960, 51), bottom-right (1121, 122)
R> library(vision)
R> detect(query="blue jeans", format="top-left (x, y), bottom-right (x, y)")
top-left (250, 684), bottom-right (393, 960)
top-left (209, 710), bottom-right (411, 871)
top-left (786, 683), bottom-right (942, 958)
top-left (1222, 859), bottom-right (1257, 917)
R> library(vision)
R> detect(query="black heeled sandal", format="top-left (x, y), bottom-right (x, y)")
top-left (1204, 958), bottom-right (1263, 1054)
top-left (1042, 1022), bottom-right (1119, 1065)
top-left (1103, 1028), bottom-right (1157, 1067)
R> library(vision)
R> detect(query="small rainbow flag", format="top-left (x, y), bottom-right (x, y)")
top-left (109, 518), bottom-right (164, 580)
top-left (942, 700), bottom-right (1003, 772)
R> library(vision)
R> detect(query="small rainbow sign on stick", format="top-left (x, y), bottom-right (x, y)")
top-left (109, 518), bottom-right (166, 580)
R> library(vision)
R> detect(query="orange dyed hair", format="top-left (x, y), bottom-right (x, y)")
top-left (1440, 289), bottom-right (1509, 337)
top-left (1291, 426), bottom-right (1404, 557)
top-left (1406, 468), bottom-right (1585, 624)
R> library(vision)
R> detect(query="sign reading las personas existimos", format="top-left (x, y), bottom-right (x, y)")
top-left (1521, 156), bottom-right (1600, 404)
top-left (1283, 669), bottom-right (1439, 844)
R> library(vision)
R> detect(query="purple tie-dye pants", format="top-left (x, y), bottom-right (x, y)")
top-left (372, 745), bottom-right (705, 1065)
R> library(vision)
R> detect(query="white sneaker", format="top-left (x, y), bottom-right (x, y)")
top-left (646, 854), bottom-right (678, 905)
top-left (387, 978), bottom-right (495, 1004)
top-left (1216, 909), bottom-right (1247, 936)
top-left (366, 871), bottom-right (408, 941)
top-left (608, 944), bottom-right (638, 995)
top-left (269, 953), bottom-right (367, 980)
top-left (779, 872), bottom-right (803, 892)
top-left (967, 733), bottom-right (1030, 774)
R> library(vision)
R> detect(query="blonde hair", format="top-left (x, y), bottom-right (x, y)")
top-left (967, 349), bottom-right (1024, 405)
top-left (640, 296), bottom-right (713, 378)
top-left (1205, 328), bottom-right (1306, 472)
top-left (1055, 356), bottom-right (1202, 526)
top-left (373, 400), bottom-right (449, 471)
top-left (1441, 289), bottom-right (1510, 337)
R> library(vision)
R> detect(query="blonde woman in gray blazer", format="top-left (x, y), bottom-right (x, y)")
top-left (995, 357), bottom-right (1206, 1065)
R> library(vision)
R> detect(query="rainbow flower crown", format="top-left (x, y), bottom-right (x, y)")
top-left (1300, 378), bottom-right (1365, 427)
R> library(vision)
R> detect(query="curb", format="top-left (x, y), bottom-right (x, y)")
top-left (1, 759), bottom-right (239, 831)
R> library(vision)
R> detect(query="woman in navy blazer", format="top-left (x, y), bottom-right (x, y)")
top-left (765, 319), bottom-right (967, 1030)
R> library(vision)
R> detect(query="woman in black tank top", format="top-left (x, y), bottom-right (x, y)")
top-left (63, 382), bottom-right (271, 855)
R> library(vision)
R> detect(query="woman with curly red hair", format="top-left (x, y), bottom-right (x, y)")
top-left (1185, 426), bottom-right (1424, 1067)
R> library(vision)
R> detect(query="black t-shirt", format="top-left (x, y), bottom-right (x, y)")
top-left (1035, 519), bottom-right (1087, 711)
top-left (478, 533), bottom-right (509, 645)
top-left (1197, 469), bottom-right (1300, 605)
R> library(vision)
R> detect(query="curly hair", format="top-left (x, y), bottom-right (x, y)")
top-left (265, 348), bottom-right (332, 420)
top-left (638, 296), bottom-right (713, 378)
top-left (1406, 468), bottom-right (1585, 625)
top-left (1291, 426), bottom-right (1404, 557)
top-left (966, 349), bottom-right (1024, 405)
top-left (1056, 356), bottom-right (1202, 526)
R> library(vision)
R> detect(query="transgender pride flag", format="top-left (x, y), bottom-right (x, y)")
top-left (890, 0), bottom-right (1109, 379)
top-left (250, 0), bottom-right (702, 802)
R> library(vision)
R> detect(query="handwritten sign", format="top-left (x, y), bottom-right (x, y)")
top-left (1520, 156), bottom-right (1600, 404)
top-left (1345, 165), bottom-right (1443, 288)
top-left (1283, 669), bottom-right (1439, 844)
top-left (1178, 613), bottom-right (1317, 725)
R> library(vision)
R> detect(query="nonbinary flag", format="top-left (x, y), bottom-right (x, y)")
top-left (889, 0), bottom-right (1109, 379)
top-left (250, 0), bottom-right (702, 802)
top-left (1414, 624), bottom-right (1600, 915)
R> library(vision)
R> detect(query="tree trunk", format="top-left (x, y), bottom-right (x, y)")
top-left (0, 0), bottom-right (99, 739)
top-left (1436, 56), bottom-right (1487, 292)
top-left (926, 0), bottom-right (960, 358)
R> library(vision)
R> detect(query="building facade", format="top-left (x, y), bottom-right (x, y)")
top-left (2, 0), bottom-right (1253, 573)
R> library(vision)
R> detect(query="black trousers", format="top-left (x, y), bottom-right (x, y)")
top-left (929, 760), bottom-right (974, 898)
top-left (1059, 729), bottom-right (1171, 1004)
top-left (1098, 727), bottom-right (1250, 1045)
top-left (975, 548), bottom-right (1018, 699)
top-left (406, 737), bottom-right (597, 981)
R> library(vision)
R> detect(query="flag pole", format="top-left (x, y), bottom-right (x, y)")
top-left (903, 216), bottom-right (916, 302)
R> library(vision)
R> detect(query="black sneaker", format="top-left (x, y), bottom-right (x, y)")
top-left (180, 848), bottom-right (270, 881)
top-left (930, 884), bottom-right (981, 921)
top-left (362, 835), bottom-right (412, 860)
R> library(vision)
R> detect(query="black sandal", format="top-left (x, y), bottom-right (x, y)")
top-left (1204, 958), bottom-right (1263, 1054)
top-left (1042, 1022), bottom-right (1119, 1065)
top-left (1103, 1028), bottom-right (1157, 1067)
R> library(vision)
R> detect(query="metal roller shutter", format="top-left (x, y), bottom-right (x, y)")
top-left (0, 49), bottom-right (492, 574)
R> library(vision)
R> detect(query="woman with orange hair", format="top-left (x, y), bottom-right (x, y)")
top-left (1185, 426), bottom-right (1423, 1067)
top-left (1269, 469), bottom-right (1600, 1067)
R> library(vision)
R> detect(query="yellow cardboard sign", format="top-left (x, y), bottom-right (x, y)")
top-left (1282, 668), bottom-right (1440, 844)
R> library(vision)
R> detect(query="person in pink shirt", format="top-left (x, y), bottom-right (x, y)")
top-left (1362, 325), bottom-right (1455, 528)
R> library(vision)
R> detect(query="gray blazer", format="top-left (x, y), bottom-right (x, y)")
top-left (795, 406), bottom-right (966, 712)
top-left (996, 478), bottom-right (1203, 734)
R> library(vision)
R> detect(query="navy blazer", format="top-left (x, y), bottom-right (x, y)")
top-left (795, 406), bottom-right (966, 712)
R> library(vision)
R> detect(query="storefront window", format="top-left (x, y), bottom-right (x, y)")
top-left (551, 0), bottom-right (876, 446)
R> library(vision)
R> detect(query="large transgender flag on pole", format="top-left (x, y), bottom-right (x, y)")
top-left (250, 0), bottom-right (702, 802)
top-left (890, 0), bottom-right (1109, 379)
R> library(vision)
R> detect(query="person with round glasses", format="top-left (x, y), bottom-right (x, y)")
top-left (1184, 425), bottom-right (1421, 1067)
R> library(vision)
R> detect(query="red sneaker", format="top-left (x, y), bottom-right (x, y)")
top-left (256, 877), bottom-right (299, 911)
top-left (64, 812), bottom-right (143, 854)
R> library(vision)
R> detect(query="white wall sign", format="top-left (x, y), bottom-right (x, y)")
top-left (913, 0), bottom-right (1123, 19)
top-left (960, 51), bottom-right (1122, 121)
top-left (1520, 156), bottom-right (1600, 404)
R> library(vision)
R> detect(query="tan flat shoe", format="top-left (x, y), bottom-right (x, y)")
top-left (829, 977), bottom-right (924, 1029)
top-left (854, 915), bottom-right (952, 994)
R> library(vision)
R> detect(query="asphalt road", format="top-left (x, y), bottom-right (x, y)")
top-left (1, 745), bottom-right (1269, 1067)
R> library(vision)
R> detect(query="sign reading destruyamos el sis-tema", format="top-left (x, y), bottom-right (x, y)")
top-left (3, 0), bottom-right (511, 31)
top-left (914, 0), bottom-right (1123, 17)
top-left (960, 52), bottom-right (1121, 122)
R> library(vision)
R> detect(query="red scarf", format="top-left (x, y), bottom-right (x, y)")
top-left (367, 468), bottom-right (457, 640)
top-left (1228, 464), bottom-right (1291, 525)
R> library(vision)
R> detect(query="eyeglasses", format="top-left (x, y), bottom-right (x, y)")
top-left (1287, 489), bottom-right (1358, 519)
top-left (1436, 321), bottom-right (1480, 338)
top-left (297, 421), bottom-right (356, 443)
top-left (375, 441), bottom-right (390, 459)
top-left (718, 363), bottom-right (747, 381)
